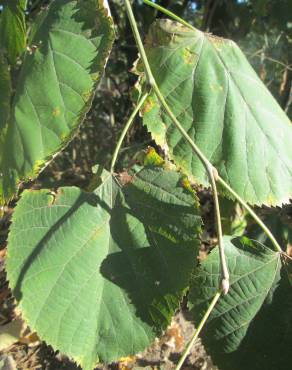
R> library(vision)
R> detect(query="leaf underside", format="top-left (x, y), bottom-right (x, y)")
top-left (0, 0), bottom-right (114, 204)
top-left (138, 19), bottom-right (292, 206)
top-left (188, 236), bottom-right (292, 370)
top-left (6, 166), bottom-right (202, 370)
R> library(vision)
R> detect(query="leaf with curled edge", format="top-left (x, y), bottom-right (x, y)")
top-left (135, 19), bottom-right (292, 206)
top-left (0, 0), bottom-right (114, 204)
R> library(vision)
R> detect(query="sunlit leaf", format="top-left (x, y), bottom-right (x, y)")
top-left (7, 166), bottom-right (201, 370)
top-left (137, 20), bottom-right (292, 206)
top-left (0, 0), bottom-right (114, 204)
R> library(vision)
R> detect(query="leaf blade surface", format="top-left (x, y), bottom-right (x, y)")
top-left (7, 167), bottom-right (202, 369)
top-left (138, 20), bottom-right (292, 206)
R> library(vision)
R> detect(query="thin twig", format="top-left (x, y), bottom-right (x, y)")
top-left (174, 291), bottom-right (222, 370)
top-left (143, 0), bottom-right (196, 31)
top-left (124, 0), bottom-right (229, 294)
top-left (110, 92), bottom-right (149, 173)
top-left (217, 176), bottom-right (282, 253)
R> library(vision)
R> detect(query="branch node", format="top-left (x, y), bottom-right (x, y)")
top-left (221, 278), bottom-right (230, 295)
top-left (212, 166), bottom-right (219, 181)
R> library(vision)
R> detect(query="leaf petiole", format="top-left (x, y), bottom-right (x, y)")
top-left (110, 92), bottom-right (149, 173)
top-left (143, 0), bottom-right (197, 32)
top-left (174, 291), bottom-right (222, 370)
top-left (124, 0), bottom-right (229, 294)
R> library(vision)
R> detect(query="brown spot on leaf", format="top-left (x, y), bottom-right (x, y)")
top-left (141, 96), bottom-right (155, 115)
top-left (118, 172), bottom-right (133, 186)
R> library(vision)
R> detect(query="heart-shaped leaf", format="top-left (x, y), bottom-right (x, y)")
top-left (6, 166), bottom-right (201, 370)
top-left (189, 236), bottom-right (292, 370)
top-left (189, 236), bottom-right (281, 353)
top-left (0, 0), bottom-right (114, 204)
top-left (136, 20), bottom-right (292, 206)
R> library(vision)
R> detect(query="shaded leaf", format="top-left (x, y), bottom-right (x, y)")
top-left (0, 52), bottom-right (11, 147)
top-left (6, 167), bottom-right (202, 370)
top-left (191, 239), bottom-right (292, 370)
top-left (137, 20), bottom-right (292, 206)
top-left (189, 236), bottom-right (281, 353)
top-left (0, 0), bottom-right (114, 204)
top-left (220, 197), bottom-right (247, 237)
top-left (0, 0), bottom-right (27, 64)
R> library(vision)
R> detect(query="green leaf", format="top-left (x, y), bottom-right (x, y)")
top-left (137, 20), bottom-right (292, 206)
top-left (189, 236), bottom-right (281, 353)
top-left (0, 0), bottom-right (28, 64)
top-left (6, 167), bottom-right (202, 370)
top-left (248, 211), bottom-right (292, 251)
top-left (0, 52), bottom-right (11, 147)
top-left (220, 197), bottom-right (247, 237)
top-left (0, 0), bottom-right (114, 204)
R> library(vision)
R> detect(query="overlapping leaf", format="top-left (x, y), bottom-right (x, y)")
top-left (0, 0), bottom-right (114, 204)
top-left (188, 236), bottom-right (292, 370)
top-left (0, 0), bottom-right (27, 64)
top-left (189, 236), bottom-right (281, 352)
top-left (6, 166), bottom-right (202, 370)
top-left (137, 19), bottom-right (292, 206)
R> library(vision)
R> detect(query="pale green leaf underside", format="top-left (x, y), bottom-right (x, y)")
top-left (0, 0), bottom-right (114, 204)
top-left (140, 20), bottom-right (292, 206)
top-left (7, 167), bottom-right (201, 370)
top-left (189, 236), bottom-right (281, 353)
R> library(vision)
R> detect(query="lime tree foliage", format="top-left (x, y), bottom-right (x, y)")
top-left (1, 1), bottom-right (292, 370)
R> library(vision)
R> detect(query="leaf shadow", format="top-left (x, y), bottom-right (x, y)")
top-left (13, 176), bottom-right (199, 335)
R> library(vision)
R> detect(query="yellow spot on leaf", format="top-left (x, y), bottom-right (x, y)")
top-left (82, 90), bottom-right (92, 102)
top-left (267, 193), bottom-right (276, 205)
top-left (144, 147), bottom-right (164, 167)
top-left (183, 48), bottom-right (196, 65)
top-left (52, 107), bottom-right (61, 117)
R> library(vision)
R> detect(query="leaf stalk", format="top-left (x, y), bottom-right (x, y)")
top-left (174, 291), bottom-right (221, 370)
top-left (217, 176), bottom-right (282, 253)
top-left (110, 92), bottom-right (149, 173)
top-left (143, 0), bottom-right (197, 31)
top-left (124, 0), bottom-right (229, 294)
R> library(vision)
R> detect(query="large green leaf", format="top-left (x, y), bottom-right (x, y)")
top-left (6, 166), bottom-right (202, 370)
top-left (137, 20), bottom-right (292, 206)
top-left (0, 0), bottom-right (27, 64)
top-left (188, 236), bottom-right (292, 370)
top-left (0, 0), bottom-right (114, 204)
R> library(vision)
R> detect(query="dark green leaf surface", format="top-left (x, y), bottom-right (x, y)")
top-left (0, 52), bottom-right (11, 147)
top-left (0, 0), bottom-right (114, 204)
top-left (189, 236), bottom-right (281, 353)
top-left (0, 0), bottom-right (27, 64)
top-left (7, 167), bottom-right (201, 369)
top-left (138, 20), bottom-right (292, 206)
